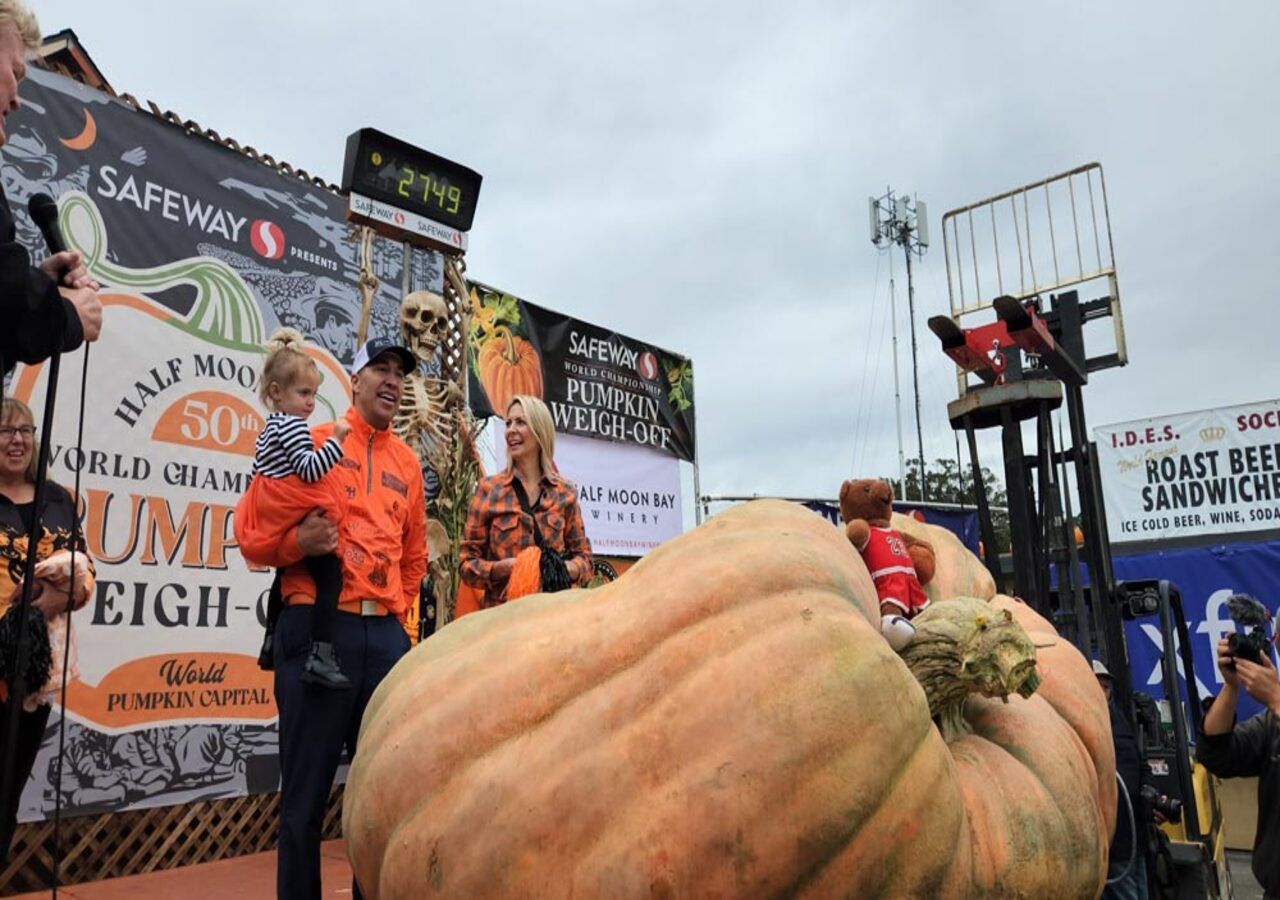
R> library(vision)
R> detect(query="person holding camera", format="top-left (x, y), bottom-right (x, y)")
top-left (1197, 634), bottom-right (1280, 898)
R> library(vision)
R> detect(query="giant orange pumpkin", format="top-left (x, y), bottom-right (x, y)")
top-left (344, 500), bottom-right (1114, 898)
top-left (477, 326), bottom-right (542, 414)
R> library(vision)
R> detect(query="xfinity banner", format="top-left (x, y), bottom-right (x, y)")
top-left (1115, 541), bottom-right (1280, 720)
top-left (4, 68), bottom-right (440, 820)
top-left (1096, 399), bottom-right (1280, 543)
top-left (467, 281), bottom-right (696, 462)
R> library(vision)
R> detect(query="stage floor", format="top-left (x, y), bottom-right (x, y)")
top-left (11, 840), bottom-right (352, 899)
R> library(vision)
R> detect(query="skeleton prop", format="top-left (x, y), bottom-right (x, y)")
top-left (394, 289), bottom-right (463, 465)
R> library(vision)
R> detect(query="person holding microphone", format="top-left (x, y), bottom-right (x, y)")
top-left (0, 0), bottom-right (101, 376)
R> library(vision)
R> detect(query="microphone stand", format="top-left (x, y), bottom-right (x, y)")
top-left (0, 338), bottom-right (64, 866)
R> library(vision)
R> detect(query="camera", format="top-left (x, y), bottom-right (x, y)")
top-left (1140, 784), bottom-right (1183, 824)
top-left (1224, 593), bottom-right (1273, 666)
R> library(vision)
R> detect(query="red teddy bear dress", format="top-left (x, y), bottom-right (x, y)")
top-left (860, 525), bottom-right (930, 618)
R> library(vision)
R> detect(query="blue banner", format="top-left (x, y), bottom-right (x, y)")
top-left (802, 501), bottom-right (981, 556)
top-left (1115, 540), bottom-right (1280, 719)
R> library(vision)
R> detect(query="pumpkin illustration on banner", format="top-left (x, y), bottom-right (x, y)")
top-left (344, 500), bottom-right (1115, 899)
top-left (468, 286), bottom-right (543, 414)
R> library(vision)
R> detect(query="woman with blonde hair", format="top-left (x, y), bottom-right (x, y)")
top-left (460, 395), bottom-right (592, 607)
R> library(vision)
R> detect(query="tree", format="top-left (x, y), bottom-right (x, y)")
top-left (889, 457), bottom-right (1011, 550)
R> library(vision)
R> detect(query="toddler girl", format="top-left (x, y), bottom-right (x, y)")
top-left (240, 328), bottom-right (351, 689)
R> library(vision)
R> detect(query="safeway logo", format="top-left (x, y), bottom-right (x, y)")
top-left (637, 351), bottom-right (659, 381)
top-left (249, 220), bottom-right (286, 260)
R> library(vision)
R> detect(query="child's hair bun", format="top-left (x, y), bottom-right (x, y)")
top-left (264, 327), bottom-right (306, 354)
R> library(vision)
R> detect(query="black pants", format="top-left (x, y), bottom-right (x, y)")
top-left (0, 700), bottom-right (51, 857)
top-left (273, 606), bottom-right (409, 900)
top-left (302, 555), bottom-right (342, 643)
top-left (265, 555), bottom-right (343, 644)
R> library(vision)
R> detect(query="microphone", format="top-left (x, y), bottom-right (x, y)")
top-left (27, 192), bottom-right (68, 256)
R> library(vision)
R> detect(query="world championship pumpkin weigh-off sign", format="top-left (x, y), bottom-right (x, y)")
top-left (3, 65), bottom-right (442, 821)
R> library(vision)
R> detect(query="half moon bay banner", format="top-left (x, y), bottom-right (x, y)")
top-left (1095, 398), bottom-right (1280, 543)
top-left (467, 280), bottom-right (696, 462)
top-left (3, 67), bottom-right (442, 820)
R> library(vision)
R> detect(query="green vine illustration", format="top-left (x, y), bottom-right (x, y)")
top-left (665, 358), bottom-right (693, 412)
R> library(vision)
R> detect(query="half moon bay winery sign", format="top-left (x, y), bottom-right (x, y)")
top-left (1096, 398), bottom-right (1280, 542)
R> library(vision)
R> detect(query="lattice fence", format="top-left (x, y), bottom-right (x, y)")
top-left (0, 787), bottom-right (343, 895)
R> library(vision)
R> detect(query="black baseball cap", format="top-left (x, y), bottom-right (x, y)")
top-left (350, 338), bottom-right (415, 375)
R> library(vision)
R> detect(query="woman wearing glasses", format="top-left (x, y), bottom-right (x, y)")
top-left (0, 396), bottom-right (95, 854)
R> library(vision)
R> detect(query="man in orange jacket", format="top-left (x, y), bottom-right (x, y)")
top-left (236, 338), bottom-right (426, 900)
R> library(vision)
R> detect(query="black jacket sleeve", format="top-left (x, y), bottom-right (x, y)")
top-left (1197, 711), bottom-right (1271, 778)
top-left (0, 240), bottom-right (79, 373)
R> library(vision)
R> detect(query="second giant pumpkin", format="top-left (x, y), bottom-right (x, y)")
top-left (345, 500), bottom-right (1114, 898)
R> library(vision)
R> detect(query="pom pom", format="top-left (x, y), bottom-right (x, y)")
top-left (0, 603), bottom-right (53, 701)
top-left (505, 546), bottom-right (543, 601)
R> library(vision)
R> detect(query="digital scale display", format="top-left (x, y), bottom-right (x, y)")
top-left (340, 128), bottom-right (482, 233)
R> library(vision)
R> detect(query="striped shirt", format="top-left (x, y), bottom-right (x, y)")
top-left (252, 412), bottom-right (343, 483)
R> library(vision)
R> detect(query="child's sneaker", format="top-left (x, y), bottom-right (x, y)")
top-left (301, 641), bottom-right (352, 690)
top-left (257, 628), bottom-right (275, 671)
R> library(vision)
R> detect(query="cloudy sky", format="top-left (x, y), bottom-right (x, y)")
top-left (47, 1), bottom-right (1280, 510)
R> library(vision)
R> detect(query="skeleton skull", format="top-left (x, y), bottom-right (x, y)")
top-left (400, 290), bottom-right (449, 364)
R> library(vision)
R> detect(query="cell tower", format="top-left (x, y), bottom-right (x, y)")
top-left (869, 188), bottom-right (929, 500)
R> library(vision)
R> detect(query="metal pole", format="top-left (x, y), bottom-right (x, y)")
top-left (903, 240), bottom-right (927, 501)
top-left (692, 458), bottom-right (703, 525)
top-left (887, 233), bottom-right (906, 492)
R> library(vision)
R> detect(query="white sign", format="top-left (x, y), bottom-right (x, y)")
top-left (348, 191), bottom-right (468, 252)
top-left (1095, 399), bottom-right (1280, 542)
top-left (484, 425), bottom-right (682, 556)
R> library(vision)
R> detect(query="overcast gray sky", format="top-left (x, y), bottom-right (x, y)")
top-left (46, 1), bottom-right (1280, 506)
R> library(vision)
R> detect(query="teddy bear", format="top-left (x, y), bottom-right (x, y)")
top-left (838, 478), bottom-right (937, 651)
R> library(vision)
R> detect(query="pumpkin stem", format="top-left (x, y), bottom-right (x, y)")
top-left (493, 325), bottom-right (519, 365)
top-left (899, 597), bottom-right (1041, 732)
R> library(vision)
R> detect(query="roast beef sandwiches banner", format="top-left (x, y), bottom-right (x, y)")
top-left (467, 281), bottom-right (696, 462)
top-left (3, 68), bottom-right (441, 819)
top-left (1096, 398), bottom-right (1280, 543)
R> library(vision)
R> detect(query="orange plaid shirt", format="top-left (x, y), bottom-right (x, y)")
top-left (460, 470), bottom-right (592, 608)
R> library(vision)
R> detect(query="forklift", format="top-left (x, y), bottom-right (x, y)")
top-left (930, 164), bottom-right (1229, 898)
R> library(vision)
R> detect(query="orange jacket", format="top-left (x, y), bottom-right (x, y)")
top-left (235, 407), bottom-right (427, 620)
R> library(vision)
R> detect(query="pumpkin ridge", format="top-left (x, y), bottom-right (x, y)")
top-left (953, 739), bottom-right (1066, 893)
top-left (785, 719), bottom-right (950, 896)
top-left (370, 591), bottom-right (883, 866)
top-left (1014, 653), bottom-right (1111, 780)
top-left (955, 706), bottom-right (1106, 894)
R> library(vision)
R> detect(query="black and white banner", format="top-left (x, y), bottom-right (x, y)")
top-left (1096, 399), bottom-right (1280, 542)
top-left (467, 281), bottom-right (696, 462)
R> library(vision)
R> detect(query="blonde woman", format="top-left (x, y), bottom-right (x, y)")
top-left (460, 396), bottom-right (592, 607)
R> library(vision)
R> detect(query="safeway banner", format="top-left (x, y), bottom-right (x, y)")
top-left (467, 281), bottom-right (696, 462)
top-left (1095, 399), bottom-right (1280, 543)
top-left (4, 67), bottom-right (440, 820)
